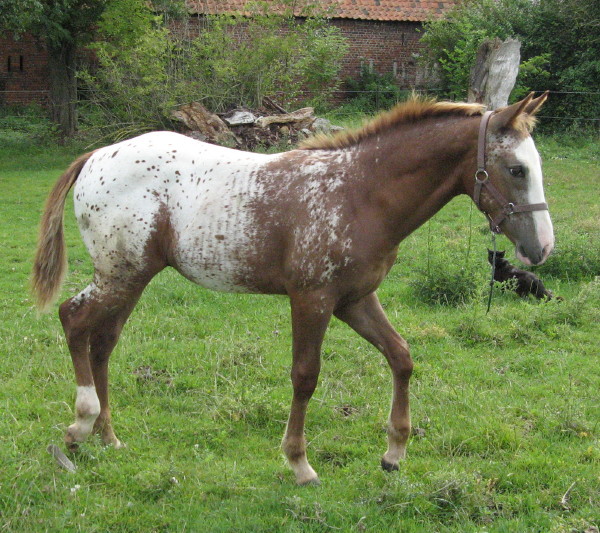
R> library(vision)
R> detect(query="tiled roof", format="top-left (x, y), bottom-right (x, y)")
top-left (187, 1), bottom-right (456, 22)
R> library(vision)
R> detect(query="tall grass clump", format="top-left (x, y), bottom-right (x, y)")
top-left (535, 229), bottom-right (600, 281)
top-left (410, 247), bottom-right (484, 306)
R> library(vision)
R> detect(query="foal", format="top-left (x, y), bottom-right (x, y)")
top-left (32, 93), bottom-right (553, 484)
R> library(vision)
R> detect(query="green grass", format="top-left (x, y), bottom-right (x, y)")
top-left (0, 133), bottom-right (599, 532)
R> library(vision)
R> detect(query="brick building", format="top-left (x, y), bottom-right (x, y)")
top-left (0, 32), bottom-right (50, 107)
top-left (189, 0), bottom-right (454, 87)
top-left (0, 0), bottom-right (453, 107)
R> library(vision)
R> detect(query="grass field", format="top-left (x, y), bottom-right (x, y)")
top-left (0, 133), bottom-right (599, 532)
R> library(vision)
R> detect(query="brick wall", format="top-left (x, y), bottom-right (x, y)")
top-left (332, 19), bottom-right (434, 88)
top-left (0, 17), bottom-right (435, 108)
top-left (0, 33), bottom-right (50, 106)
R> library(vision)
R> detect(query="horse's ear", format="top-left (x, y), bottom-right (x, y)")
top-left (524, 90), bottom-right (549, 116)
top-left (490, 93), bottom-right (535, 132)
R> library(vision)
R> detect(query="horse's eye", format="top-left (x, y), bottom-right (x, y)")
top-left (509, 166), bottom-right (525, 177)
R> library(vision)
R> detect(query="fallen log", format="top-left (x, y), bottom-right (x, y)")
top-left (171, 102), bottom-right (238, 145)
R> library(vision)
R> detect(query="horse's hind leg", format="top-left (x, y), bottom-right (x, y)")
top-left (335, 292), bottom-right (413, 472)
top-left (59, 276), bottom-right (149, 450)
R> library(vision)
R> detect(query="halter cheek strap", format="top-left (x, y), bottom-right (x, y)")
top-left (473, 110), bottom-right (549, 234)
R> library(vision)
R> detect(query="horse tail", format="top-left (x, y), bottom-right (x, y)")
top-left (31, 150), bottom-right (96, 312)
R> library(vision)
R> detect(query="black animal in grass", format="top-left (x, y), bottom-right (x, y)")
top-left (488, 249), bottom-right (556, 301)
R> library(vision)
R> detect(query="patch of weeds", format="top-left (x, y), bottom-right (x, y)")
top-left (133, 365), bottom-right (174, 394)
top-left (243, 400), bottom-right (283, 429)
top-left (523, 278), bottom-right (599, 334)
top-left (133, 464), bottom-right (181, 502)
top-left (453, 278), bottom-right (599, 346)
top-left (557, 420), bottom-right (595, 439)
top-left (314, 444), bottom-right (357, 468)
top-left (0, 106), bottom-right (59, 147)
top-left (378, 471), bottom-right (497, 523)
top-left (427, 476), bottom-right (470, 515)
top-left (216, 344), bottom-right (267, 371)
top-left (207, 391), bottom-right (285, 430)
top-left (578, 445), bottom-right (600, 464)
top-left (549, 514), bottom-right (600, 533)
top-left (284, 496), bottom-right (339, 530)
top-left (539, 134), bottom-right (600, 162)
top-left (411, 262), bottom-right (481, 306)
top-left (334, 404), bottom-right (359, 418)
top-left (344, 67), bottom-right (406, 113)
top-left (451, 311), bottom-right (508, 347)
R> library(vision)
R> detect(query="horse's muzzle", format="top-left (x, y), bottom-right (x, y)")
top-left (516, 242), bottom-right (553, 266)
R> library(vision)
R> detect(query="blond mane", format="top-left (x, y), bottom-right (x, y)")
top-left (301, 96), bottom-right (486, 151)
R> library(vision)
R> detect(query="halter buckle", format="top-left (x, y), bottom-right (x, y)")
top-left (504, 202), bottom-right (515, 216)
top-left (475, 169), bottom-right (488, 183)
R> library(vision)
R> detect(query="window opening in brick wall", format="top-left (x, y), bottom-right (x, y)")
top-left (7, 55), bottom-right (24, 72)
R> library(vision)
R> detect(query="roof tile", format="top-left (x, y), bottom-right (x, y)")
top-left (187, 0), bottom-right (456, 22)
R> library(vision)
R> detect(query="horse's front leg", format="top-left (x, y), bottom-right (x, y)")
top-left (335, 292), bottom-right (413, 472)
top-left (282, 291), bottom-right (334, 485)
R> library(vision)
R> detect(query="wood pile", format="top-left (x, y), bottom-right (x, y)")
top-left (170, 98), bottom-right (342, 151)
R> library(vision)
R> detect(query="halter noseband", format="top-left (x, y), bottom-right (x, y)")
top-left (473, 110), bottom-right (549, 234)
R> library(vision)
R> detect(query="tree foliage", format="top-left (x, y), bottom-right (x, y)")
top-left (81, 2), bottom-right (348, 139)
top-left (420, 0), bottom-right (600, 131)
top-left (1, 0), bottom-right (108, 137)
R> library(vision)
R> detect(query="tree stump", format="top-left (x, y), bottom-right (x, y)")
top-left (468, 38), bottom-right (521, 110)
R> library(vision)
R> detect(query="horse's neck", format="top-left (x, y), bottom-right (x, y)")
top-left (358, 119), bottom-right (477, 244)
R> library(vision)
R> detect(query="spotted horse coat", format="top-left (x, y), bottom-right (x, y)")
top-left (32, 93), bottom-right (553, 485)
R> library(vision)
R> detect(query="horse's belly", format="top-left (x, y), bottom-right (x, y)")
top-left (169, 185), bottom-right (262, 293)
top-left (171, 222), bottom-right (255, 293)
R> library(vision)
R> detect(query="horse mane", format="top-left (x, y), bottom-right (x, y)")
top-left (300, 96), bottom-right (486, 151)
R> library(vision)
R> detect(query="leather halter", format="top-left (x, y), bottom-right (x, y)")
top-left (473, 110), bottom-right (549, 234)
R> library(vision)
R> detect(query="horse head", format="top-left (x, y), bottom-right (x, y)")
top-left (474, 92), bottom-right (554, 266)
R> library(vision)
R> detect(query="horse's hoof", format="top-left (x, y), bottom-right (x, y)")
top-left (64, 438), bottom-right (79, 453)
top-left (101, 432), bottom-right (125, 449)
top-left (381, 458), bottom-right (399, 472)
top-left (112, 439), bottom-right (126, 449)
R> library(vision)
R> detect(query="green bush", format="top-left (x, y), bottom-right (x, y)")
top-left (410, 241), bottom-right (485, 307)
top-left (80, 2), bottom-right (348, 140)
top-left (345, 65), bottom-right (405, 113)
top-left (420, 0), bottom-right (600, 132)
top-left (420, 0), bottom-right (531, 101)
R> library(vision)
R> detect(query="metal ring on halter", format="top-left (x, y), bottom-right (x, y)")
top-left (504, 202), bottom-right (515, 215)
top-left (475, 169), bottom-right (489, 182)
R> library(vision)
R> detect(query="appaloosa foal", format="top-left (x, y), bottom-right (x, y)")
top-left (32, 93), bottom-right (553, 484)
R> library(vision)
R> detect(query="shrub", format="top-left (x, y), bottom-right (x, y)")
top-left (411, 263), bottom-right (481, 307)
top-left (345, 65), bottom-right (405, 113)
top-left (410, 240), bottom-right (485, 307)
top-left (420, 0), bottom-right (600, 132)
top-left (420, 0), bottom-right (531, 101)
top-left (80, 3), bottom-right (348, 139)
